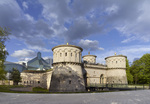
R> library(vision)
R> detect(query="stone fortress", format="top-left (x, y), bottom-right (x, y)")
top-left (21, 43), bottom-right (127, 92)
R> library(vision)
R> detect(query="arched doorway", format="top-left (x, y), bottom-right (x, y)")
top-left (100, 74), bottom-right (104, 84)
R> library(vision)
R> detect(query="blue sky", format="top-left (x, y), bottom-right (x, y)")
top-left (1, 0), bottom-right (150, 64)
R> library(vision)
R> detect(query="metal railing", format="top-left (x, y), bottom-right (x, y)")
top-left (86, 83), bottom-right (149, 90)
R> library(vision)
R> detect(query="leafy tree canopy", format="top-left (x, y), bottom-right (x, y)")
top-left (0, 27), bottom-right (10, 80)
top-left (130, 53), bottom-right (150, 84)
top-left (10, 68), bottom-right (21, 85)
top-left (126, 59), bottom-right (133, 84)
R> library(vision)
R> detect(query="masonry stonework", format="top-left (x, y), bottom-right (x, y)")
top-left (21, 44), bottom-right (128, 92)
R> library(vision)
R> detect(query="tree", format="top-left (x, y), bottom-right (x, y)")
top-left (126, 59), bottom-right (133, 84)
top-left (0, 27), bottom-right (10, 80)
top-left (10, 68), bottom-right (21, 85)
top-left (130, 53), bottom-right (150, 84)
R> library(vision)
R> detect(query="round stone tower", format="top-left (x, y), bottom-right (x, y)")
top-left (82, 52), bottom-right (97, 64)
top-left (105, 54), bottom-right (127, 84)
top-left (50, 43), bottom-right (85, 92)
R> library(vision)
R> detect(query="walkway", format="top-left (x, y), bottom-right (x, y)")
top-left (0, 90), bottom-right (150, 104)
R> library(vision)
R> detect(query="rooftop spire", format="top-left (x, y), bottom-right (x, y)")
top-left (88, 52), bottom-right (90, 55)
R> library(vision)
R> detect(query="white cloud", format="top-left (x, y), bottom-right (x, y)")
top-left (121, 36), bottom-right (136, 43)
top-left (11, 49), bottom-right (36, 59)
top-left (0, 0), bottom-right (54, 50)
top-left (19, 57), bottom-right (32, 62)
top-left (38, 0), bottom-right (150, 43)
top-left (24, 14), bottom-right (34, 21)
top-left (43, 56), bottom-right (53, 60)
top-left (22, 1), bottom-right (28, 9)
top-left (96, 45), bottom-right (150, 64)
top-left (78, 39), bottom-right (104, 51)
top-left (28, 46), bottom-right (52, 52)
top-left (105, 4), bottom-right (118, 15)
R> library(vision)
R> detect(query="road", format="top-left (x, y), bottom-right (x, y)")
top-left (0, 90), bottom-right (150, 104)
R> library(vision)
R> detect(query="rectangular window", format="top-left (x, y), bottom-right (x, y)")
top-left (69, 80), bottom-right (71, 84)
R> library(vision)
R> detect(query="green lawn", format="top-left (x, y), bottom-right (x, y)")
top-left (0, 85), bottom-right (24, 92)
top-left (32, 87), bottom-right (49, 93)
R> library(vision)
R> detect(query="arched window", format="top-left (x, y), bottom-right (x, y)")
top-left (60, 53), bottom-right (62, 57)
top-left (116, 61), bottom-right (117, 63)
top-left (71, 53), bottom-right (72, 56)
top-left (65, 53), bottom-right (67, 56)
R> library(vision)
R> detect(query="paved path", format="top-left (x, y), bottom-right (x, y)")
top-left (0, 90), bottom-right (150, 104)
top-left (10, 87), bottom-right (32, 92)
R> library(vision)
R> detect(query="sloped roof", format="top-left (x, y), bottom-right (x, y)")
top-left (27, 52), bottom-right (51, 70)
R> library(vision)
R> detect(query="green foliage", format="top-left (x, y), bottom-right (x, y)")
top-left (126, 59), bottom-right (133, 84)
top-left (130, 53), bottom-right (150, 84)
top-left (32, 87), bottom-right (49, 92)
top-left (0, 27), bottom-right (10, 80)
top-left (0, 85), bottom-right (24, 92)
top-left (46, 69), bottom-right (53, 72)
top-left (10, 68), bottom-right (21, 85)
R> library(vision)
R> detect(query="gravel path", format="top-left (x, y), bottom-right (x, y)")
top-left (0, 90), bottom-right (150, 104)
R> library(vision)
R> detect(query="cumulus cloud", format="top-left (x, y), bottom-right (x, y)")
top-left (38, 0), bottom-right (150, 43)
top-left (0, 0), bottom-right (54, 49)
top-left (1, 0), bottom-right (150, 50)
top-left (78, 39), bottom-right (104, 51)
top-left (96, 45), bottom-right (150, 64)
top-left (11, 49), bottom-right (36, 59)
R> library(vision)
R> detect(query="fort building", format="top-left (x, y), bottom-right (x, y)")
top-left (20, 43), bottom-right (127, 92)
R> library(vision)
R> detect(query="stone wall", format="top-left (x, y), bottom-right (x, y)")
top-left (52, 45), bottom-right (82, 63)
top-left (0, 80), bottom-right (13, 85)
top-left (84, 64), bottom-right (107, 86)
top-left (106, 69), bottom-right (127, 84)
top-left (105, 55), bottom-right (126, 68)
top-left (50, 63), bottom-right (85, 92)
top-left (83, 55), bottom-right (97, 64)
top-left (105, 55), bottom-right (127, 84)
top-left (21, 71), bottom-right (52, 89)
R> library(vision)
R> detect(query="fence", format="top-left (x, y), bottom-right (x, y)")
top-left (86, 83), bottom-right (150, 91)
